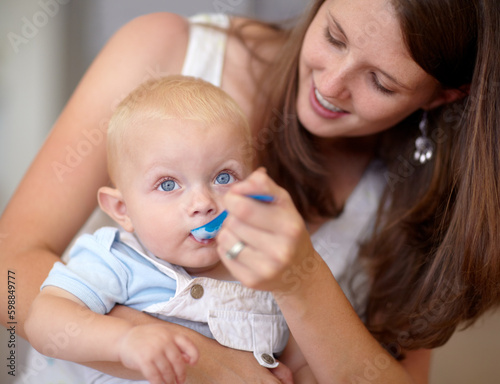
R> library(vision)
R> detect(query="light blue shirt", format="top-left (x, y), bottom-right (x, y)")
top-left (42, 227), bottom-right (178, 314)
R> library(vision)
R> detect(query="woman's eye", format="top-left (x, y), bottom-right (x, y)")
top-left (324, 28), bottom-right (345, 48)
top-left (215, 172), bottom-right (235, 185)
top-left (158, 179), bottom-right (179, 192)
top-left (371, 73), bottom-right (395, 95)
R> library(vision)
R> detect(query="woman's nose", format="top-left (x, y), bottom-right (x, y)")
top-left (317, 59), bottom-right (352, 100)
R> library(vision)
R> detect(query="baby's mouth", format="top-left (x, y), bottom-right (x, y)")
top-left (190, 233), bottom-right (214, 245)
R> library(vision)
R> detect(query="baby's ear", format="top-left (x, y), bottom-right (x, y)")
top-left (97, 187), bottom-right (134, 232)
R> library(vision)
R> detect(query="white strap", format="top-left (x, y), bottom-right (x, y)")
top-left (181, 14), bottom-right (230, 87)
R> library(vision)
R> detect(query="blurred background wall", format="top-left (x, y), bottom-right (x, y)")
top-left (0, 1), bottom-right (499, 383)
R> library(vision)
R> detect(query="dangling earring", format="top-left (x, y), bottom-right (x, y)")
top-left (414, 111), bottom-right (434, 164)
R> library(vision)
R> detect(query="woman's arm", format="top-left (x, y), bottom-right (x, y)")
top-left (279, 333), bottom-right (317, 383)
top-left (275, 257), bottom-right (428, 384)
top-left (217, 169), bottom-right (430, 384)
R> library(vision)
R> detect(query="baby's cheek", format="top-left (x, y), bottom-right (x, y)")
top-left (135, 225), bottom-right (170, 256)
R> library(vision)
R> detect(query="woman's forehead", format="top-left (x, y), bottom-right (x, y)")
top-left (321, 0), bottom-right (432, 91)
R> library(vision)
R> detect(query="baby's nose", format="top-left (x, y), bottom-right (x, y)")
top-left (189, 188), bottom-right (216, 216)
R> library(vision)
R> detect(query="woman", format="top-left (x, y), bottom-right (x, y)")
top-left (2, 0), bottom-right (499, 382)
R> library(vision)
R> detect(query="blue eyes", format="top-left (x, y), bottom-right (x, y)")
top-left (157, 172), bottom-right (235, 192)
top-left (158, 180), bottom-right (179, 192)
top-left (215, 172), bottom-right (235, 185)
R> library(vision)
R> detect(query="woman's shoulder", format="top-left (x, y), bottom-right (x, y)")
top-left (103, 12), bottom-right (190, 76)
top-left (117, 12), bottom-right (190, 44)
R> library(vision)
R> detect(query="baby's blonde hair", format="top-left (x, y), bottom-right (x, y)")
top-left (107, 75), bottom-right (251, 182)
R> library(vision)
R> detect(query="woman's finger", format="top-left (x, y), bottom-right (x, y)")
top-left (217, 227), bottom-right (302, 291)
top-left (222, 192), bottom-right (302, 237)
top-left (226, 168), bottom-right (296, 210)
top-left (219, 216), bottom-right (292, 267)
top-left (218, 228), bottom-right (281, 269)
top-left (228, 167), bottom-right (276, 196)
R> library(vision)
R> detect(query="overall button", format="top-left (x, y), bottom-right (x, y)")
top-left (261, 353), bottom-right (275, 365)
top-left (190, 284), bottom-right (204, 299)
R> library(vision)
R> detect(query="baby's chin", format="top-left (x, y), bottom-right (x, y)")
top-left (184, 263), bottom-right (221, 274)
top-left (182, 257), bottom-right (224, 277)
top-left (155, 246), bottom-right (220, 270)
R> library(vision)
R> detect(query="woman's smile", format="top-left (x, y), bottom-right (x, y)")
top-left (310, 82), bottom-right (349, 119)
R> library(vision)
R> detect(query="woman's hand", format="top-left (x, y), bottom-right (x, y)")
top-left (217, 168), bottom-right (316, 294)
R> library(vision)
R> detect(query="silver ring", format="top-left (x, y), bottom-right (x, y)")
top-left (226, 240), bottom-right (245, 260)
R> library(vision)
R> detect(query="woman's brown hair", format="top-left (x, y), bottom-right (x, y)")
top-left (235, 0), bottom-right (500, 353)
top-left (361, 0), bottom-right (500, 354)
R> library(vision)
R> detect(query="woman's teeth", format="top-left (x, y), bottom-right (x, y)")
top-left (314, 89), bottom-right (344, 112)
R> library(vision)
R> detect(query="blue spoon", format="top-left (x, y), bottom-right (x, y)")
top-left (190, 194), bottom-right (274, 240)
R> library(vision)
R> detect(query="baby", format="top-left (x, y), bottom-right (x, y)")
top-left (25, 75), bottom-right (289, 383)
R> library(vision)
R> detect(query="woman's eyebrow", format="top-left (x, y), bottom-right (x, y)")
top-left (328, 11), bottom-right (349, 42)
